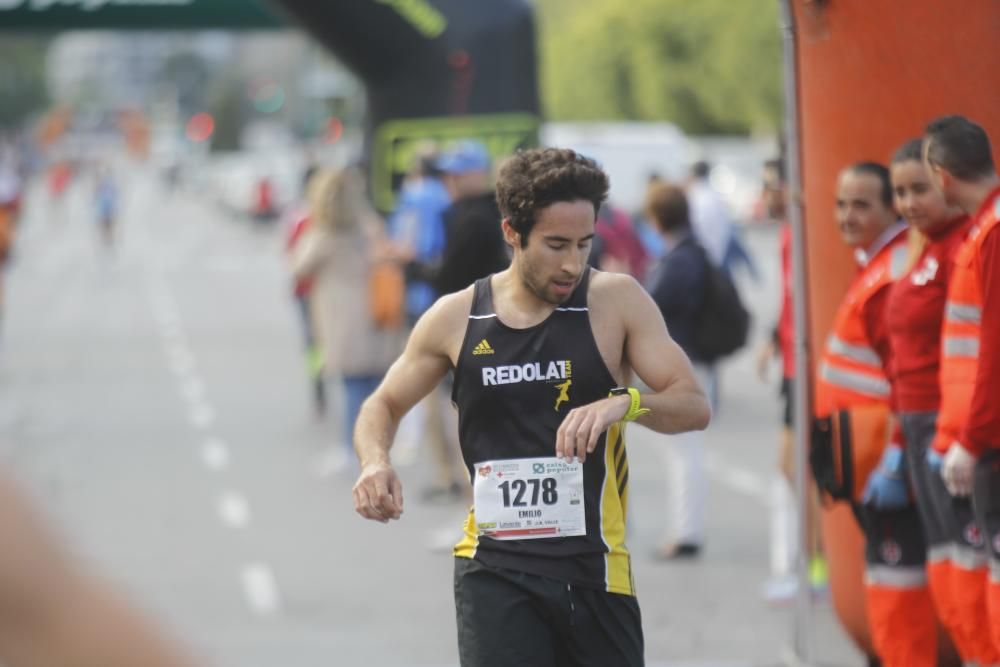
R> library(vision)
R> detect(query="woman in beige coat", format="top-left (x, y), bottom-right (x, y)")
top-left (292, 166), bottom-right (404, 465)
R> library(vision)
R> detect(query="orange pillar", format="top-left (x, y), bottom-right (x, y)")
top-left (790, 0), bottom-right (1000, 661)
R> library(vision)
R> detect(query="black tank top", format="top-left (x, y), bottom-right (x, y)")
top-left (452, 269), bottom-right (635, 595)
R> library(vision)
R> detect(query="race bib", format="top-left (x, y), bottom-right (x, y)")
top-left (473, 457), bottom-right (585, 540)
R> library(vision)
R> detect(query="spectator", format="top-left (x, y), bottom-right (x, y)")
top-left (433, 141), bottom-right (509, 296)
top-left (588, 203), bottom-right (649, 278)
top-left (292, 166), bottom-right (404, 474)
top-left (755, 157), bottom-right (827, 602)
top-left (94, 165), bottom-right (119, 250)
top-left (389, 149), bottom-right (450, 322)
top-left (644, 181), bottom-right (710, 559)
top-left (284, 165), bottom-right (326, 418)
top-left (687, 160), bottom-right (759, 282)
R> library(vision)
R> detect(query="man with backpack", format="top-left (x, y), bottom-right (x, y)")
top-left (643, 181), bottom-right (749, 559)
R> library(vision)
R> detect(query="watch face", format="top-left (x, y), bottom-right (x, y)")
top-left (610, 387), bottom-right (628, 395)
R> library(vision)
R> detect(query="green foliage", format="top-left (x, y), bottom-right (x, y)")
top-left (0, 38), bottom-right (50, 130)
top-left (537, 0), bottom-right (782, 134)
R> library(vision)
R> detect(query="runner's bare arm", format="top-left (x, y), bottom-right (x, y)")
top-left (555, 275), bottom-right (710, 463)
top-left (352, 290), bottom-right (468, 522)
top-left (619, 276), bottom-right (711, 433)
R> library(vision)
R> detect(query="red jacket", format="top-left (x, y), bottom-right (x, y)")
top-left (285, 210), bottom-right (314, 297)
top-left (777, 223), bottom-right (795, 379)
top-left (886, 216), bottom-right (972, 413)
top-left (815, 226), bottom-right (908, 417)
top-left (963, 187), bottom-right (1000, 455)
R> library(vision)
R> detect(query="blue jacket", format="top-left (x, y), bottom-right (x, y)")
top-left (388, 177), bottom-right (450, 318)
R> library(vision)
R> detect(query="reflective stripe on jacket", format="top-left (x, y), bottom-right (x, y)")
top-left (935, 224), bottom-right (982, 452)
top-left (815, 236), bottom-right (909, 417)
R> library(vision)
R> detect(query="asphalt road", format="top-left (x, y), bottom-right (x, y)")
top-left (0, 164), bottom-right (865, 666)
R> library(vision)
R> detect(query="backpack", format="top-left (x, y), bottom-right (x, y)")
top-left (0, 210), bottom-right (12, 263)
top-left (369, 260), bottom-right (406, 330)
top-left (691, 244), bottom-right (750, 362)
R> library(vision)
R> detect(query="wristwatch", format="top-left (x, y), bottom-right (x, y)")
top-left (609, 387), bottom-right (650, 422)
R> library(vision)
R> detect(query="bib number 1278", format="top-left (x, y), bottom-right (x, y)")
top-left (498, 477), bottom-right (558, 507)
top-left (473, 457), bottom-right (585, 539)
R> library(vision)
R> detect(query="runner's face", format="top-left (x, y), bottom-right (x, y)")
top-left (835, 170), bottom-right (895, 249)
top-left (891, 159), bottom-right (954, 233)
top-left (514, 200), bottom-right (595, 305)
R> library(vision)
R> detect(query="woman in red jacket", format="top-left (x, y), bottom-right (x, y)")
top-left (864, 138), bottom-right (973, 663)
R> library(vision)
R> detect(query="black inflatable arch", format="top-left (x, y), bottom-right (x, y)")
top-left (272, 0), bottom-right (541, 211)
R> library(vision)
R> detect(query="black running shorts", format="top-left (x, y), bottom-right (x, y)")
top-left (454, 557), bottom-right (644, 667)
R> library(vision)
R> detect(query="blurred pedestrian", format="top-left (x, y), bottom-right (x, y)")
top-left (687, 160), bottom-right (758, 281)
top-left (686, 161), bottom-right (755, 409)
top-left (588, 203), bottom-right (649, 278)
top-left (390, 148), bottom-right (450, 321)
top-left (0, 155), bottom-right (19, 337)
top-left (386, 148), bottom-right (451, 471)
top-left (284, 165), bottom-right (326, 418)
top-left (643, 181), bottom-right (710, 559)
top-left (252, 176), bottom-right (276, 225)
top-left (433, 140), bottom-right (509, 296)
top-left (755, 157), bottom-right (827, 601)
top-left (46, 161), bottom-right (72, 225)
top-left (632, 172), bottom-right (667, 260)
top-left (292, 166), bottom-right (404, 474)
top-left (94, 165), bottom-right (119, 250)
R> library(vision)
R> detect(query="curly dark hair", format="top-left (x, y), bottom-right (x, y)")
top-left (495, 148), bottom-right (609, 247)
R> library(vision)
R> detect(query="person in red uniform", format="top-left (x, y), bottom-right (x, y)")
top-left (881, 138), bottom-right (977, 662)
top-left (757, 158), bottom-right (827, 600)
top-left (924, 114), bottom-right (1000, 655)
top-left (815, 161), bottom-right (938, 667)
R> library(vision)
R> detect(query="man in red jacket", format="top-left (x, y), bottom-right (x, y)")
top-left (924, 114), bottom-right (1000, 652)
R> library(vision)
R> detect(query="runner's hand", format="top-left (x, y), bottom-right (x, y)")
top-left (353, 463), bottom-right (404, 523)
top-left (555, 395), bottom-right (630, 464)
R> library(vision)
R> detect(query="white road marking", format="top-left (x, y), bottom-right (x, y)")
top-left (217, 491), bottom-right (251, 528)
top-left (167, 346), bottom-right (197, 376)
top-left (201, 437), bottom-right (230, 470)
top-left (705, 453), bottom-right (769, 504)
top-left (241, 563), bottom-right (281, 616)
top-left (189, 402), bottom-right (215, 429)
top-left (179, 376), bottom-right (205, 404)
top-left (159, 321), bottom-right (184, 341)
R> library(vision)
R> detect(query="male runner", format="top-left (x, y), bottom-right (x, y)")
top-left (352, 147), bottom-right (711, 666)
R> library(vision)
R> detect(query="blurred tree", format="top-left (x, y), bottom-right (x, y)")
top-left (0, 38), bottom-right (51, 130)
top-left (538, 0), bottom-right (782, 134)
